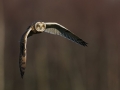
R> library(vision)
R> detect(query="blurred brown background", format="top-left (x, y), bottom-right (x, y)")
top-left (0, 0), bottom-right (120, 90)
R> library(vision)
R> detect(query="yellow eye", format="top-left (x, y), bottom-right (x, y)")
top-left (37, 24), bottom-right (40, 28)
top-left (42, 24), bottom-right (45, 28)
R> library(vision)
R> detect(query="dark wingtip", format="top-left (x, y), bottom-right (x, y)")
top-left (21, 72), bottom-right (24, 79)
top-left (81, 41), bottom-right (88, 47)
top-left (21, 74), bottom-right (24, 79)
top-left (20, 68), bottom-right (24, 79)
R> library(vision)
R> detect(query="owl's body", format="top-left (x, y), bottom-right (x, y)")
top-left (19, 21), bottom-right (87, 78)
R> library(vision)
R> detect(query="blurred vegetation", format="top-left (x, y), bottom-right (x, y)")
top-left (0, 0), bottom-right (120, 90)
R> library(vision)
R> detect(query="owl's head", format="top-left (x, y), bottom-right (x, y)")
top-left (34, 22), bottom-right (46, 32)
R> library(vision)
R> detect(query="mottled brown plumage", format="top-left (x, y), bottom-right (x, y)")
top-left (19, 22), bottom-right (87, 78)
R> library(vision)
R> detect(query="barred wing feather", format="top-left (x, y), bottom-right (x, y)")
top-left (19, 27), bottom-right (32, 78)
top-left (45, 23), bottom-right (87, 46)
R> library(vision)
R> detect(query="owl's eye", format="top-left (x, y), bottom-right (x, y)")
top-left (36, 24), bottom-right (40, 28)
top-left (42, 24), bottom-right (45, 28)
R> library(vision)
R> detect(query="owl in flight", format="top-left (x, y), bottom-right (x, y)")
top-left (19, 21), bottom-right (88, 78)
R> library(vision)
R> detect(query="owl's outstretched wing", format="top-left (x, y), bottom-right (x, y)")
top-left (19, 26), bottom-right (33, 78)
top-left (44, 22), bottom-right (87, 46)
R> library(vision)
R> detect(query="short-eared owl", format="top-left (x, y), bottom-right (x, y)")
top-left (19, 22), bottom-right (87, 78)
